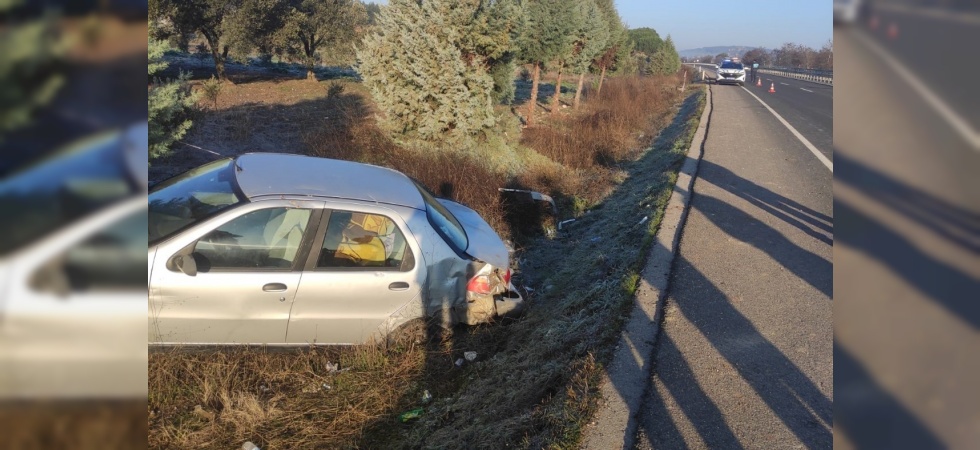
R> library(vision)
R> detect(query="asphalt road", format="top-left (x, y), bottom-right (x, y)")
top-left (634, 83), bottom-right (834, 449)
top-left (741, 74), bottom-right (833, 163)
top-left (834, 14), bottom-right (980, 450)
top-left (691, 63), bottom-right (834, 162)
top-left (857, 2), bottom-right (980, 131)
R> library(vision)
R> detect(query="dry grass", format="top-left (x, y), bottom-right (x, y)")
top-left (149, 344), bottom-right (427, 449)
top-left (148, 57), bottom-right (705, 449)
top-left (0, 401), bottom-right (146, 450)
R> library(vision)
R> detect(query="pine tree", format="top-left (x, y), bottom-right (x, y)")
top-left (0, 0), bottom-right (64, 142)
top-left (515, 0), bottom-right (575, 125)
top-left (648, 35), bottom-right (680, 76)
top-left (548, 1), bottom-right (581, 115)
top-left (149, 36), bottom-right (198, 160)
top-left (591, 0), bottom-right (627, 97)
top-left (568, 0), bottom-right (608, 109)
top-left (357, 0), bottom-right (500, 143)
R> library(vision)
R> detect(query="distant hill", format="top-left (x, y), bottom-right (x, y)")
top-left (678, 46), bottom-right (759, 59)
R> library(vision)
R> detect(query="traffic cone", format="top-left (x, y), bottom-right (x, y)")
top-left (887, 22), bottom-right (899, 40)
top-left (756, 77), bottom-right (762, 87)
top-left (769, 82), bottom-right (775, 93)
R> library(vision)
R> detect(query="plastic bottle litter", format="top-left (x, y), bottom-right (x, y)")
top-left (421, 390), bottom-right (432, 404)
top-left (464, 351), bottom-right (478, 362)
top-left (455, 358), bottom-right (465, 367)
top-left (399, 407), bottom-right (424, 423)
top-left (242, 441), bottom-right (260, 450)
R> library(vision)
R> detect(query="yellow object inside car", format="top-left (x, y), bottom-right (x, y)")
top-left (335, 213), bottom-right (395, 266)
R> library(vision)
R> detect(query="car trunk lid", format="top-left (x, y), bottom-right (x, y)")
top-left (436, 199), bottom-right (509, 269)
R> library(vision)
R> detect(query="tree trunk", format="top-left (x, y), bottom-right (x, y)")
top-left (527, 63), bottom-right (540, 126)
top-left (551, 63), bottom-right (564, 114)
top-left (307, 68), bottom-right (316, 81)
top-left (574, 72), bottom-right (585, 109)
top-left (202, 29), bottom-right (228, 82)
top-left (596, 64), bottom-right (607, 98)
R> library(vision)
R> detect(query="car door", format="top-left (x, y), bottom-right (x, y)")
top-left (0, 198), bottom-right (147, 399)
top-left (148, 200), bottom-right (323, 345)
top-left (285, 203), bottom-right (426, 345)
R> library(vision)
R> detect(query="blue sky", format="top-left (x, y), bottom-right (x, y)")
top-left (615, 0), bottom-right (831, 51)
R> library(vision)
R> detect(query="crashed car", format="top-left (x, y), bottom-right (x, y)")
top-left (148, 153), bottom-right (524, 345)
top-left (0, 123), bottom-right (148, 399)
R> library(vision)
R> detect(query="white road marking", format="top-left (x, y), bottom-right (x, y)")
top-left (740, 86), bottom-right (833, 172)
top-left (780, 82), bottom-right (790, 86)
top-left (854, 31), bottom-right (980, 151)
top-left (876, 2), bottom-right (980, 25)
top-left (800, 88), bottom-right (814, 93)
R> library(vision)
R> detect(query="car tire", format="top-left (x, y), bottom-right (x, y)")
top-left (384, 317), bottom-right (431, 350)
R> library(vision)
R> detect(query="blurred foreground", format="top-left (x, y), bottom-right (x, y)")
top-left (0, 1), bottom-right (147, 448)
top-left (834, 1), bottom-right (979, 449)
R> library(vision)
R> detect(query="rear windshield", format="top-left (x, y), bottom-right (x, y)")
top-left (413, 181), bottom-right (468, 253)
top-left (148, 159), bottom-right (244, 245)
top-left (721, 61), bottom-right (744, 69)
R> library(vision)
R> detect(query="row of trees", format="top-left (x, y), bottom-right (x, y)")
top-left (150, 0), bottom-right (371, 81)
top-left (684, 41), bottom-right (833, 71)
top-left (627, 27), bottom-right (680, 77)
top-left (150, 0), bottom-right (677, 146)
top-left (358, 0), bottom-right (635, 139)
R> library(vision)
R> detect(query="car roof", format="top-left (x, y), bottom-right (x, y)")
top-left (233, 153), bottom-right (425, 209)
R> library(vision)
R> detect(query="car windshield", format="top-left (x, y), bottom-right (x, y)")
top-left (721, 61), bottom-right (743, 69)
top-left (0, 133), bottom-right (136, 256)
top-left (148, 159), bottom-right (244, 245)
top-left (413, 181), bottom-right (468, 252)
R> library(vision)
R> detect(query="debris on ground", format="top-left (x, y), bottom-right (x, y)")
top-left (398, 408), bottom-right (424, 423)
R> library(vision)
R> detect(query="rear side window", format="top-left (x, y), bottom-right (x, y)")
top-left (413, 181), bottom-right (468, 253)
top-left (316, 210), bottom-right (414, 271)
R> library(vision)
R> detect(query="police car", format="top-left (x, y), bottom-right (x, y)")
top-left (716, 58), bottom-right (746, 86)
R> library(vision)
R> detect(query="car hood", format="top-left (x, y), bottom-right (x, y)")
top-left (437, 199), bottom-right (509, 268)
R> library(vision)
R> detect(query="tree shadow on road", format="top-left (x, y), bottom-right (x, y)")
top-left (692, 192), bottom-right (833, 298)
top-left (834, 341), bottom-right (945, 449)
top-left (698, 160), bottom-right (833, 247)
top-left (835, 151), bottom-right (979, 254)
top-left (637, 256), bottom-right (832, 449)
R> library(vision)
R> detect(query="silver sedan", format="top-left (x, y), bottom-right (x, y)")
top-left (148, 153), bottom-right (524, 345)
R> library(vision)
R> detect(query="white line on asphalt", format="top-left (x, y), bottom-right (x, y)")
top-left (740, 86), bottom-right (833, 172)
top-left (800, 88), bottom-right (813, 93)
top-left (853, 31), bottom-right (980, 151)
top-left (780, 82), bottom-right (789, 86)
top-left (876, 3), bottom-right (980, 25)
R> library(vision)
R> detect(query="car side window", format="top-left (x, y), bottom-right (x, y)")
top-left (192, 208), bottom-right (312, 271)
top-left (29, 207), bottom-right (147, 294)
top-left (316, 210), bottom-right (414, 271)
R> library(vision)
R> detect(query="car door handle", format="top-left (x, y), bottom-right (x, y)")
top-left (388, 282), bottom-right (410, 291)
top-left (263, 283), bottom-right (288, 292)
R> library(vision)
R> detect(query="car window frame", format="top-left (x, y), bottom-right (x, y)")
top-left (167, 206), bottom-right (323, 274)
top-left (303, 208), bottom-right (416, 273)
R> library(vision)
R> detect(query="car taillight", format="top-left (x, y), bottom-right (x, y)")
top-left (467, 275), bottom-right (491, 295)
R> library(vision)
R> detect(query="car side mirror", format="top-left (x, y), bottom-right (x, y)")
top-left (173, 253), bottom-right (198, 277)
top-left (29, 259), bottom-right (71, 298)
